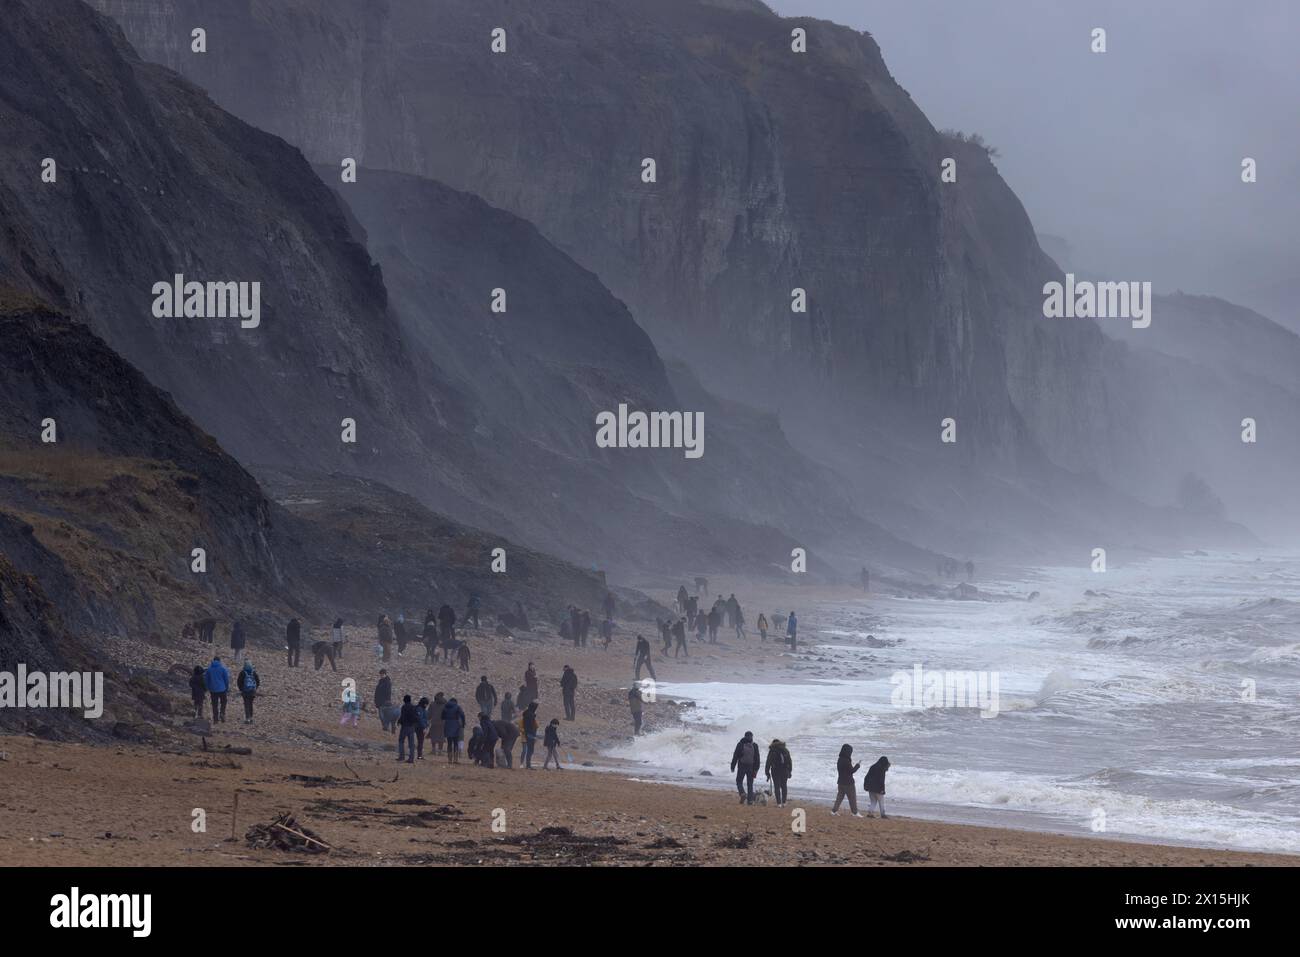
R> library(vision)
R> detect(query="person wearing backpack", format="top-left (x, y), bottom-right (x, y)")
top-left (831, 744), bottom-right (862, 817)
top-left (236, 661), bottom-right (260, 724)
top-left (864, 756), bottom-right (891, 818)
top-left (188, 666), bottom-right (206, 719)
top-left (730, 731), bottom-right (761, 805)
top-left (764, 739), bottom-right (793, 807)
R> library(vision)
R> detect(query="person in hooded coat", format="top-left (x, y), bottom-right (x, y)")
top-left (188, 666), bottom-right (206, 719)
top-left (832, 744), bottom-right (861, 816)
top-left (204, 656), bottom-right (230, 723)
top-left (730, 731), bottom-right (761, 805)
top-left (764, 739), bottom-right (793, 807)
top-left (441, 696), bottom-right (466, 763)
top-left (374, 670), bottom-right (393, 730)
top-left (864, 756), bottom-right (891, 818)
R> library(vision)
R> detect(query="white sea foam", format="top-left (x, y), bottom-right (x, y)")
top-left (610, 552), bottom-right (1300, 854)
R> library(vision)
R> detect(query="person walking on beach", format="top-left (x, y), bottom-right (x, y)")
top-left (397, 695), bottom-right (419, 763)
top-left (457, 641), bottom-right (471, 672)
top-left (475, 675), bottom-right (498, 716)
top-left (786, 611), bottom-right (798, 650)
top-left (204, 655), bottom-right (229, 723)
top-left (707, 604), bottom-right (722, 643)
top-left (731, 731), bottom-right (760, 804)
top-left (757, 613), bottom-right (769, 643)
top-left (438, 603), bottom-right (457, 652)
top-left (673, 617), bottom-right (689, 658)
top-left (525, 662), bottom-right (539, 699)
top-left (864, 756), bottom-right (890, 818)
top-left (236, 660), bottom-right (260, 724)
top-left (500, 691), bottom-right (516, 723)
top-left (441, 696), bottom-right (466, 763)
top-left (543, 717), bottom-right (563, 769)
top-left (603, 590), bottom-right (616, 620)
top-left (394, 613), bottom-right (408, 656)
top-left (229, 620), bottom-right (246, 664)
top-left (428, 692), bottom-right (446, 754)
top-left (332, 616), bottom-right (345, 660)
top-left (285, 617), bottom-right (301, 667)
top-left (560, 665), bottom-right (578, 720)
top-left (734, 607), bottom-right (747, 640)
top-left (421, 614), bottom-right (437, 662)
top-left (831, 744), bottom-right (862, 816)
top-left (695, 610), bottom-right (708, 643)
top-left (628, 682), bottom-right (644, 735)
top-left (374, 670), bottom-right (393, 731)
top-left (466, 592), bottom-right (482, 632)
top-left (765, 739), bottom-right (792, 807)
top-left (188, 666), bottom-right (206, 719)
top-left (415, 696), bottom-right (430, 759)
top-left (197, 617), bottom-right (216, 644)
top-left (377, 614), bottom-right (393, 662)
top-left (579, 608), bottom-right (592, 647)
top-left (522, 701), bottom-right (541, 769)
top-left (676, 585), bottom-right (688, 615)
top-left (633, 634), bottom-right (656, 681)
top-left (600, 615), bottom-right (615, 650)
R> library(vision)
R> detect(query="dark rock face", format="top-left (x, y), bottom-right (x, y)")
top-left (0, 0), bottom-right (450, 493)
top-left (0, 297), bottom-right (285, 641)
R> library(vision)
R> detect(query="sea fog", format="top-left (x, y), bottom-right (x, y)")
top-left (610, 553), bottom-right (1300, 854)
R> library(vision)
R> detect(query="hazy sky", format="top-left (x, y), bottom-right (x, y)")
top-left (768, 0), bottom-right (1300, 329)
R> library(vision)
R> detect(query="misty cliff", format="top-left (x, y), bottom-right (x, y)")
top-left (319, 165), bottom-right (935, 576)
top-left (91, 0), bottom-right (1238, 559)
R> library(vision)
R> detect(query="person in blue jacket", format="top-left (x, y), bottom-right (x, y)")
top-left (441, 696), bottom-right (466, 764)
top-left (204, 655), bottom-right (230, 723)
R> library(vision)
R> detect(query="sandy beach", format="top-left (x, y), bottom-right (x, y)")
top-left (2, 582), bottom-right (1295, 867)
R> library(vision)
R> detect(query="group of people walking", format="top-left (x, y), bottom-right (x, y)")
top-left (668, 585), bottom-right (799, 650)
top-left (730, 732), bottom-right (891, 817)
top-left (189, 655), bottom-right (260, 724)
top-left (369, 662), bottom-right (575, 771)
